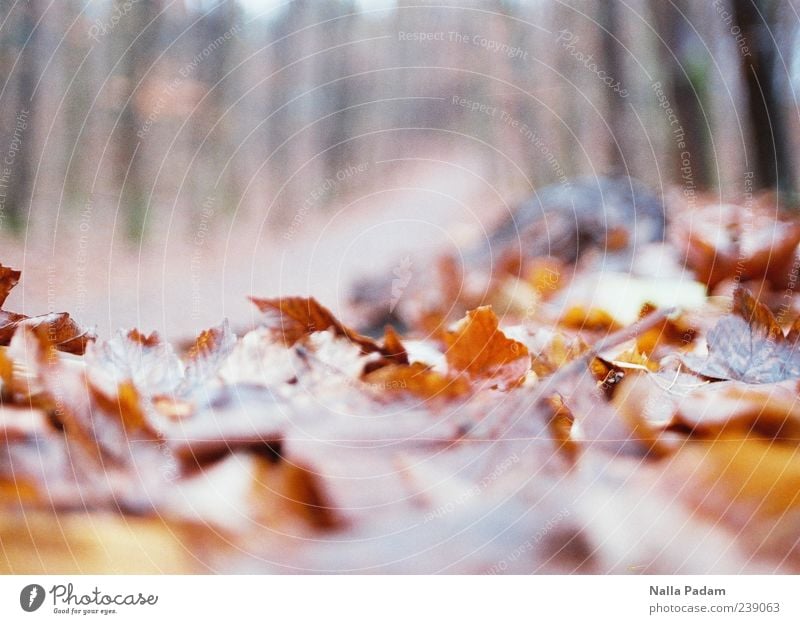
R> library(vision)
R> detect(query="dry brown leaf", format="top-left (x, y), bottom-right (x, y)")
top-left (603, 347), bottom-right (659, 372)
top-left (0, 266), bottom-right (94, 354)
top-left (679, 204), bottom-right (800, 289)
top-left (531, 331), bottom-right (589, 377)
top-left (86, 328), bottom-right (183, 395)
top-left (444, 306), bottom-right (529, 385)
top-left (671, 380), bottom-right (800, 441)
top-left (251, 457), bottom-right (342, 530)
top-left (0, 311), bottom-right (94, 355)
top-left (677, 435), bottom-right (800, 517)
top-left (363, 361), bottom-right (470, 401)
top-left (524, 257), bottom-right (564, 298)
top-left (0, 265), bottom-right (21, 307)
top-left (181, 320), bottom-right (236, 389)
top-left (0, 512), bottom-right (200, 573)
top-left (635, 303), bottom-right (696, 354)
top-left (560, 306), bottom-right (621, 332)
top-left (361, 325), bottom-right (410, 375)
top-left (683, 287), bottom-right (800, 383)
top-left (380, 325), bottom-right (408, 365)
top-left (544, 394), bottom-right (578, 465)
top-left (611, 372), bottom-right (680, 458)
top-left (250, 296), bottom-right (385, 355)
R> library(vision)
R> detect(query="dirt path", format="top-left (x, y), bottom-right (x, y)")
top-left (2, 156), bottom-right (508, 341)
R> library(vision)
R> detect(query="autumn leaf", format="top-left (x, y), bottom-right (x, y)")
top-left (250, 296), bottom-right (383, 353)
top-left (680, 204), bottom-right (800, 289)
top-left (611, 372), bottom-right (682, 458)
top-left (560, 306), bottom-right (620, 332)
top-left (86, 328), bottom-right (183, 395)
top-left (0, 265), bottom-right (21, 307)
top-left (0, 265), bottom-right (94, 355)
top-left (524, 257), bottom-right (563, 298)
top-left (670, 379), bottom-right (800, 442)
top-left (599, 347), bottom-right (659, 373)
top-left (0, 511), bottom-right (201, 573)
top-left (682, 287), bottom-right (800, 383)
top-left (0, 311), bottom-right (94, 355)
top-left (251, 296), bottom-right (341, 344)
top-left (181, 320), bottom-right (237, 389)
top-left (380, 325), bottom-right (408, 365)
top-left (676, 435), bottom-right (800, 518)
top-left (275, 461), bottom-right (341, 530)
top-left (544, 394), bottom-right (578, 465)
top-left (444, 306), bottom-right (530, 386)
top-left (363, 361), bottom-right (470, 400)
top-left (361, 325), bottom-right (410, 375)
top-left (54, 377), bottom-right (164, 469)
top-left (635, 303), bottom-right (696, 354)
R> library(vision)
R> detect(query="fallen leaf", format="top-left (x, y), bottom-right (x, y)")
top-left (683, 287), bottom-right (800, 383)
top-left (380, 325), bottom-right (408, 365)
top-left (679, 204), bottom-right (800, 289)
top-left (0, 265), bottom-right (21, 307)
top-left (250, 296), bottom-right (383, 355)
top-left (611, 372), bottom-right (677, 458)
top-left (181, 320), bottom-right (236, 389)
top-left (671, 379), bottom-right (800, 441)
top-left (0, 312), bottom-right (94, 355)
top-left (363, 361), bottom-right (470, 400)
top-left (444, 306), bottom-right (529, 387)
top-left (677, 435), bottom-right (800, 517)
top-left (560, 306), bottom-right (620, 332)
top-left (530, 330), bottom-right (589, 377)
top-left (525, 257), bottom-right (564, 298)
top-left (0, 266), bottom-right (94, 355)
top-left (251, 457), bottom-right (342, 530)
top-left (85, 328), bottom-right (183, 396)
top-left (635, 304), bottom-right (697, 354)
top-left (0, 511), bottom-right (200, 573)
top-left (544, 394), bottom-right (578, 465)
top-left (600, 347), bottom-right (659, 372)
top-left (561, 273), bottom-right (706, 327)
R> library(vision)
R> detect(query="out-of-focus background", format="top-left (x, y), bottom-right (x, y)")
top-left (0, 0), bottom-right (798, 338)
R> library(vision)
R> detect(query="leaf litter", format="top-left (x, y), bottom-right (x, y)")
top-left (3, 192), bottom-right (800, 573)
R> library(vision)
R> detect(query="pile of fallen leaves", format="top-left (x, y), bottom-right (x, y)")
top-left (3, 192), bottom-right (800, 573)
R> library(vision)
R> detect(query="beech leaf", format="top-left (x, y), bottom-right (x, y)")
top-left (363, 361), bottom-right (470, 401)
top-left (0, 265), bottom-right (21, 307)
top-left (444, 306), bottom-right (530, 384)
top-left (250, 296), bottom-right (382, 354)
top-left (682, 288), bottom-right (800, 383)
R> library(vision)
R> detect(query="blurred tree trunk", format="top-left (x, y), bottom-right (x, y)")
top-left (113, 0), bottom-right (162, 240)
top-left (0, 0), bottom-right (38, 232)
top-left (732, 0), bottom-right (793, 196)
top-left (599, 0), bottom-right (625, 172)
top-left (650, 0), bottom-right (712, 190)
